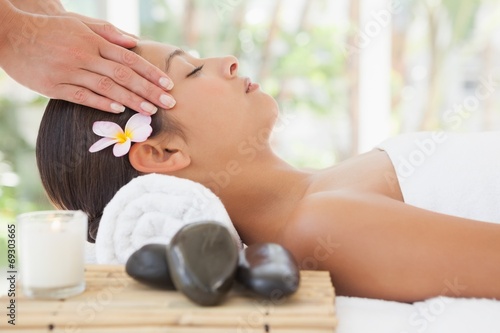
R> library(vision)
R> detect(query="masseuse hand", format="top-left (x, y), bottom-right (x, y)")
top-left (0, 2), bottom-right (175, 114)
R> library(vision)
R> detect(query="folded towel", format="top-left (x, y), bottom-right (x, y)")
top-left (377, 131), bottom-right (500, 223)
top-left (90, 174), bottom-right (241, 264)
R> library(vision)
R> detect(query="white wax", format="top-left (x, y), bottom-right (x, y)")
top-left (20, 219), bottom-right (86, 289)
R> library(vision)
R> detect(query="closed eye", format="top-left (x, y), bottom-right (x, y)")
top-left (187, 65), bottom-right (204, 78)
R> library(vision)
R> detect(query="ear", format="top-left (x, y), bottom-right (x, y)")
top-left (128, 136), bottom-right (191, 174)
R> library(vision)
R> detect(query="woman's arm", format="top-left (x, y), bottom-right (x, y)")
top-left (283, 190), bottom-right (500, 302)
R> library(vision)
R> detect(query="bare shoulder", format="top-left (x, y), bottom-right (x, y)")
top-left (308, 149), bottom-right (404, 201)
top-left (279, 190), bottom-right (381, 294)
top-left (285, 189), bottom-right (372, 230)
top-left (279, 190), bottom-right (366, 262)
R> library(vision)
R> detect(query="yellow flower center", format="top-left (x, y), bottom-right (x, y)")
top-left (116, 129), bottom-right (132, 143)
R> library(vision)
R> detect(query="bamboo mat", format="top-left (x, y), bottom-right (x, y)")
top-left (1, 265), bottom-right (337, 332)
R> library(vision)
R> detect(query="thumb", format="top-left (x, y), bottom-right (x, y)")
top-left (86, 22), bottom-right (138, 48)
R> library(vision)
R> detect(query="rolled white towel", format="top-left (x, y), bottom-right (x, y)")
top-left (90, 174), bottom-right (241, 264)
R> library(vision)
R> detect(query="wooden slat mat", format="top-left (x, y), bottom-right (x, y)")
top-left (1, 265), bottom-right (337, 332)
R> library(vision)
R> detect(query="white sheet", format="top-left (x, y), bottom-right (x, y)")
top-left (376, 131), bottom-right (500, 223)
top-left (336, 296), bottom-right (500, 333)
top-left (337, 131), bottom-right (500, 333)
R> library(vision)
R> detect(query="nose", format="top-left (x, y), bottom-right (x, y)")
top-left (222, 55), bottom-right (238, 78)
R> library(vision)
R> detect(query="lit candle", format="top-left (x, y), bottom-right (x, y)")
top-left (18, 210), bottom-right (87, 299)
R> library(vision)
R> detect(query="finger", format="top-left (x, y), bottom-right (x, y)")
top-left (54, 84), bottom-right (127, 114)
top-left (66, 69), bottom-right (162, 115)
top-left (69, 12), bottom-right (140, 40)
top-left (85, 21), bottom-right (138, 49)
top-left (99, 42), bottom-right (175, 92)
top-left (118, 30), bottom-right (139, 40)
top-left (84, 54), bottom-right (176, 110)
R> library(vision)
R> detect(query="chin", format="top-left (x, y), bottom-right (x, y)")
top-left (268, 97), bottom-right (280, 123)
top-left (263, 105), bottom-right (280, 133)
top-left (251, 91), bottom-right (280, 129)
top-left (261, 92), bottom-right (279, 115)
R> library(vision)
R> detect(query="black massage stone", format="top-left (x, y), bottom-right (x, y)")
top-left (166, 222), bottom-right (239, 306)
top-left (125, 243), bottom-right (176, 290)
top-left (236, 243), bottom-right (300, 299)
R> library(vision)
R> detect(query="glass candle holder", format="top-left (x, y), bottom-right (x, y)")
top-left (18, 210), bottom-right (87, 299)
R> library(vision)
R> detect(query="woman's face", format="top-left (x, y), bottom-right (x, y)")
top-left (134, 41), bottom-right (279, 162)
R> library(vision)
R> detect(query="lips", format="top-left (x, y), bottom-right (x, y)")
top-left (244, 77), bottom-right (260, 93)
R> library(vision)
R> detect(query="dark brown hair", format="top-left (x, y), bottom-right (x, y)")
top-left (36, 100), bottom-right (182, 242)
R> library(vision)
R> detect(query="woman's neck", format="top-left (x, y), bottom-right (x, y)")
top-left (213, 151), bottom-right (313, 244)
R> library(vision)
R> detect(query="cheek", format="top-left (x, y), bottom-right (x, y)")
top-left (171, 80), bottom-right (250, 140)
top-left (177, 81), bottom-right (234, 109)
top-left (173, 91), bottom-right (232, 133)
top-left (190, 77), bottom-right (229, 94)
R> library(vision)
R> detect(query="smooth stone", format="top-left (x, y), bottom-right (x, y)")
top-left (236, 243), bottom-right (300, 299)
top-left (125, 243), bottom-right (176, 290)
top-left (166, 222), bottom-right (239, 306)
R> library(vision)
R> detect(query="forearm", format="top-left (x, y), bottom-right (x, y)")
top-left (9, 0), bottom-right (64, 15)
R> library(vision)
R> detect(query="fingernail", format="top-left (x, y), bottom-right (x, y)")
top-left (160, 94), bottom-right (176, 109)
top-left (140, 101), bottom-right (157, 114)
top-left (160, 77), bottom-right (174, 90)
top-left (110, 102), bottom-right (125, 113)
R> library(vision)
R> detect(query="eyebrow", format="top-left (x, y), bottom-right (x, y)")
top-left (165, 49), bottom-right (185, 73)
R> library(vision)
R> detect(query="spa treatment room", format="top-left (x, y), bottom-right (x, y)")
top-left (1, 0), bottom-right (500, 332)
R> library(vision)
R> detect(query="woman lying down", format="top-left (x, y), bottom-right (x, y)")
top-left (36, 40), bottom-right (500, 303)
